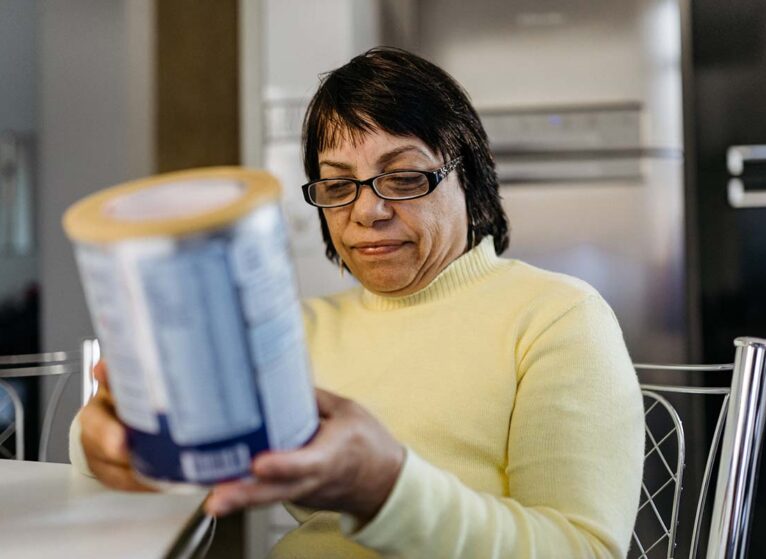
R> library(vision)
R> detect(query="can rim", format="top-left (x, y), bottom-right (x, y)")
top-left (62, 167), bottom-right (281, 243)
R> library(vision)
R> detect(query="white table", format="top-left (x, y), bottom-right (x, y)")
top-left (0, 460), bottom-right (211, 559)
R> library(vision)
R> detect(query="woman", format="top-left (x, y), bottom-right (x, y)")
top-left (71, 47), bottom-right (644, 558)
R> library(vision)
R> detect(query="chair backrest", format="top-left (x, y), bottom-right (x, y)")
top-left (80, 338), bottom-right (101, 404)
top-left (630, 337), bottom-right (766, 559)
top-left (0, 338), bottom-right (99, 461)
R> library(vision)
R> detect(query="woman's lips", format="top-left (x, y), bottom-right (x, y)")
top-left (352, 241), bottom-right (407, 256)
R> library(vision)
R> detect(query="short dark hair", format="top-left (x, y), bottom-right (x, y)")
top-left (302, 46), bottom-right (509, 264)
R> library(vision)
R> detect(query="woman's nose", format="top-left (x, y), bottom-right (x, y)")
top-left (350, 184), bottom-right (393, 226)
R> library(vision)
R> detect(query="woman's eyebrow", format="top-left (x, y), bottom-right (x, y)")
top-left (319, 160), bottom-right (354, 171)
top-left (377, 145), bottom-right (431, 167)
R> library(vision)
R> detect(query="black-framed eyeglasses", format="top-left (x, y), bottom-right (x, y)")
top-left (301, 156), bottom-right (463, 208)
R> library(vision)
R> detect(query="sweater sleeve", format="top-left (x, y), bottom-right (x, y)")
top-left (68, 410), bottom-right (96, 477)
top-left (340, 295), bottom-right (644, 558)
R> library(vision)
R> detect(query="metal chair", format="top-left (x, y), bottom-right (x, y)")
top-left (0, 338), bottom-right (100, 461)
top-left (630, 337), bottom-right (766, 559)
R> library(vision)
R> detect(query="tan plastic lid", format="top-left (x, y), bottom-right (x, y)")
top-left (63, 167), bottom-right (281, 244)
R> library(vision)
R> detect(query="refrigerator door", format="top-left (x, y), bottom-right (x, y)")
top-left (686, 0), bottom-right (766, 364)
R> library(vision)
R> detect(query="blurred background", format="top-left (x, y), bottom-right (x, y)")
top-left (1, 0), bottom-right (765, 557)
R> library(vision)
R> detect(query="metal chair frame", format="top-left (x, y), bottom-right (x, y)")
top-left (0, 339), bottom-right (99, 461)
top-left (632, 337), bottom-right (766, 559)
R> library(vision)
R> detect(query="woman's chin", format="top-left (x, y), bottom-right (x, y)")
top-left (356, 269), bottom-right (419, 296)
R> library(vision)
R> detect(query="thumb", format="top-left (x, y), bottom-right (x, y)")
top-left (93, 360), bottom-right (109, 386)
top-left (93, 360), bottom-right (115, 405)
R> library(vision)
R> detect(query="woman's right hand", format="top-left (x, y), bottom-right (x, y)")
top-left (78, 361), bottom-right (154, 492)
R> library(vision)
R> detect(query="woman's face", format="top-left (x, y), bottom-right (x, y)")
top-left (320, 128), bottom-right (468, 296)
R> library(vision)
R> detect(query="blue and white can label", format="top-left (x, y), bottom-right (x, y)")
top-left (75, 202), bottom-right (318, 486)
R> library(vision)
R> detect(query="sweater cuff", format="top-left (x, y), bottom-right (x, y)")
top-left (338, 447), bottom-right (431, 553)
top-left (68, 410), bottom-right (96, 478)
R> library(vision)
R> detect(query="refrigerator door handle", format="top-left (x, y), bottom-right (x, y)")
top-left (727, 145), bottom-right (766, 176)
top-left (728, 178), bottom-right (766, 208)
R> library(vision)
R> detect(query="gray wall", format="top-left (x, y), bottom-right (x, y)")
top-left (0, 0), bottom-right (37, 131)
top-left (38, 0), bottom-right (153, 462)
top-left (1, 0), bottom-right (38, 301)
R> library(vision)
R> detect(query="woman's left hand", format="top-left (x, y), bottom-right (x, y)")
top-left (204, 388), bottom-right (405, 522)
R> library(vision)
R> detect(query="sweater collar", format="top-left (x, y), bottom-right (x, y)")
top-left (360, 236), bottom-right (503, 310)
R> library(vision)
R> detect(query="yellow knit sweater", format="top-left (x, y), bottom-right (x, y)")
top-left (271, 236), bottom-right (644, 558)
top-left (69, 236), bottom-right (644, 558)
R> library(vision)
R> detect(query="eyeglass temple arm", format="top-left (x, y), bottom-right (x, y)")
top-left (434, 156), bottom-right (463, 181)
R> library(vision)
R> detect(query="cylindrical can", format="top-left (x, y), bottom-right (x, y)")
top-left (63, 167), bottom-right (318, 488)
